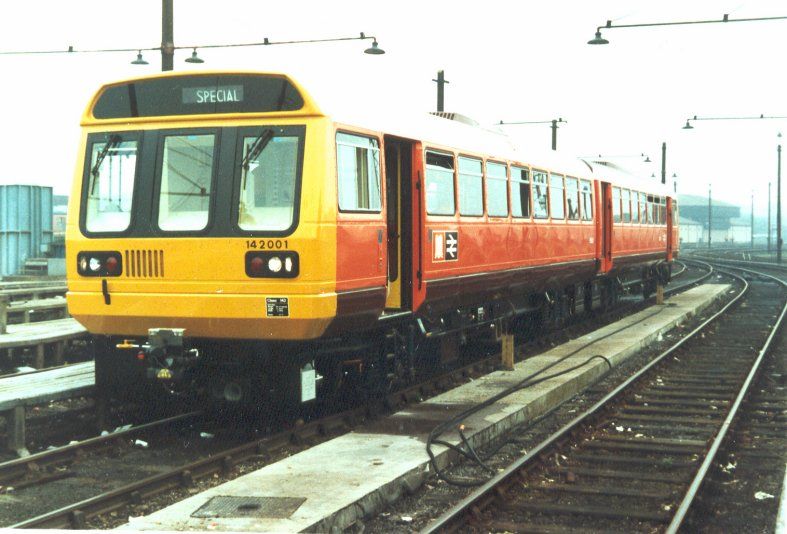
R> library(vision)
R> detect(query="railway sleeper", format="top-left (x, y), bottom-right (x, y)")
top-left (552, 466), bottom-right (688, 484)
top-left (531, 483), bottom-right (674, 500)
top-left (500, 500), bottom-right (672, 523)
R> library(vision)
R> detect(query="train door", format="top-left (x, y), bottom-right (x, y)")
top-left (600, 181), bottom-right (613, 272)
top-left (383, 137), bottom-right (413, 310)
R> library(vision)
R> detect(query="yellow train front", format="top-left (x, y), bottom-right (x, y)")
top-left (67, 71), bottom-right (364, 409)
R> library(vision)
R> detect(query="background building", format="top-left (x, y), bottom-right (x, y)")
top-left (677, 193), bottom-right (747, 246)
top-left (0, 184), bottom-right (54, 276)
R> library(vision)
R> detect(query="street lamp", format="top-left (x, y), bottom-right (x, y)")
top-left (588, 13), bottom-right (787, 46)
top-left (498, 118), bottom-right (567, 151)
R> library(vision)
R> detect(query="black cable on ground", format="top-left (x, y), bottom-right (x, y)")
top-left (425, 303), bottom-right (667, 488)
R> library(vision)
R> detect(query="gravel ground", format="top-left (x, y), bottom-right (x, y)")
top-left (363, 280), bottom-right (735, 533)
top-left (4, 267), bottom-right (717, 529)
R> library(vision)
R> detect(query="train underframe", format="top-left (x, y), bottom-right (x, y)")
top-left (92, 261), bottom-right (672, 417)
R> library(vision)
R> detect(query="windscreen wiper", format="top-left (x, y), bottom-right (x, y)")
top-left (240, 129), bottom-right (274, 170)
top-left (90, 134), bottom-right (122, 195)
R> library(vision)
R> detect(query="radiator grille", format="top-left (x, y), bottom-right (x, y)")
top-left (124, 250), bottom-right (164, 278)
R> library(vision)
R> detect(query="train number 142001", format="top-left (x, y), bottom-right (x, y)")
top-left (246, 239), bottom-right (289, 250)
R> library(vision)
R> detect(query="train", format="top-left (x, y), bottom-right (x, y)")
top-left (65, 71), bottom-right (678, 411)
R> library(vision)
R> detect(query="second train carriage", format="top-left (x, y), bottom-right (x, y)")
top-left (65, 71), bottom-right (677, 408)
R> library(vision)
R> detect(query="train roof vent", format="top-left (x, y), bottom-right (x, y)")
top-left (429, 112), bottom-right (480, 127)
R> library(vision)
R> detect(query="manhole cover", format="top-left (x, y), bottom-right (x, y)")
top-left (191, 496), bottom-right (306, 519)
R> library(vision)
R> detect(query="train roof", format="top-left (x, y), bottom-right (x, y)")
top-left (86, 70), bottom-right (673, 196)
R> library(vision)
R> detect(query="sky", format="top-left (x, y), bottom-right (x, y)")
top-left (0, 0), bottom-right (785, 216)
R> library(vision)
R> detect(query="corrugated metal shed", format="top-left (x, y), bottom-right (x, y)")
top-left (0, 185), bottom-right (53, 276)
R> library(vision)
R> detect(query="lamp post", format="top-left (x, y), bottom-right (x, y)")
top-left (433, 70), bottom-right (449, 112)
top-left (498, 118), bottom-right (566, 151)
top-left (661, 142), bottom-right (667, 185)
top-left (588, 13), bottom-right (787, 45)
top-left (768, 182), bottom-right (772, 252)
top-left (778, 143), bottom-right (783, 263)
top-left (708, 184), bottom-right (712, 250)
top-left (751, 190), bottom-right (755, 248)
top-left (161, 0), bottom-right (174, 71)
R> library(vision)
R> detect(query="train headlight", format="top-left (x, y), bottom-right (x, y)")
top-left (245, 251), bottom-right (299, 278)
top-left (267, 256), bottom-right (283, 273)
top-left (77, 251), bottom-right (123, 277)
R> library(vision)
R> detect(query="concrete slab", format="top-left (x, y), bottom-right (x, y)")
top-left (125, 284), bottom-right (730, 533)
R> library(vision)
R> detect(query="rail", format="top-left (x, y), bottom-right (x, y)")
top-left (424, 260), bottom-right (785, 533)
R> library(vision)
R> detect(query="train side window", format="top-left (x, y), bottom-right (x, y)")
top-left (85, 137), bottom-right (139, 233)
top-left (158, 134), bottom-right (216, 231)
top-left (486, 161), bottom-right (509, 217)
top-left (565, 177), bottom-right (579, 220)
top-left (647, 194), bottom-right (657, 224)
top-left (336, 133), bottom-right (382, 212)
top-left (631, 190), bottom-right (640, 223)
top-left (612, 187), bottom-right (621, 223)
top-left (458, 156), bottom-right (483, 216)
top-left (622, 189), bottom-right (631, 223)
top-left (580, 179), bottom-right (593, 220)
top-left (660, 196), bottom-right (667, 225)
top-left (511, 166), bottom-right (531, 218)
top-left (425, 151), bottom-right (456, 215)
top-left (640, 192), bottom-right (649, 224)
top-left (532, 170), bottom-right (549, 219)
top-left (550, 173), bottom-right (565, 220)
top-left (673, 199), bottom-right (679, 225)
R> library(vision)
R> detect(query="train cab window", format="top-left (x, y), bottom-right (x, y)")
top-left (622, 189), bottom-right (631, 223)
top-left (673, 199), bottom-right (679, 225)
top-left (486, 161), bottom-right (509, 217)
top-left (612, 187), bottom-right (622, 223)
top-left (336, 133), bottom-right (382, 212)
top-left (85, 136), bottom-right (139, 233)
top-left (157, 134), bottom-right (216, 232)
top-left (458, 156), bottom-right (483, 216)
top-left (580, 179), bottom-right (593, 220)
top-left (565, 177), bottom-right (579, 220)
top-left (532, 170), bottom-right (549, 219)
top-left (550, 174), bottom-right (565, 220)
top-left (511, 166), bottom-right (531, 218)
top-left (238, 132), bottom-right (301, 231)
top-left (425, 151), bottom-right (456, 215)
top-left (640, 192), bottom-right (649, 224)
top-left (631, 190), bottom-right (640, 223)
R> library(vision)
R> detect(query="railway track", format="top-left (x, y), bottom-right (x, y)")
top-left (423, 262), bottom-right (786, 533)
top-left (5, 261), bottom-right (709, 528)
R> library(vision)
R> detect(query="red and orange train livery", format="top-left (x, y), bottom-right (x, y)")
top-left (65, 71), bottom-right (677, 408)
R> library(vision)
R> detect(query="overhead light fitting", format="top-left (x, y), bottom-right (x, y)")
top-left (364, 40), bottom-right (385, 55)
top-left (587, 31), bottom-right (609, 45)
top-left (131, 50), bottom-right (148, 65)
top-left (185, 48), bottom-right (204, 64)
top-left (682, 120), bottom-right (694, 130)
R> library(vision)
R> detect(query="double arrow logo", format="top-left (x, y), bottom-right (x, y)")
top-left (444, 232), bottom-right (458, 260)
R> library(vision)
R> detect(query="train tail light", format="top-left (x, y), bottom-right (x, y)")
top-left (245, 251), bottom-right (299, 278)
